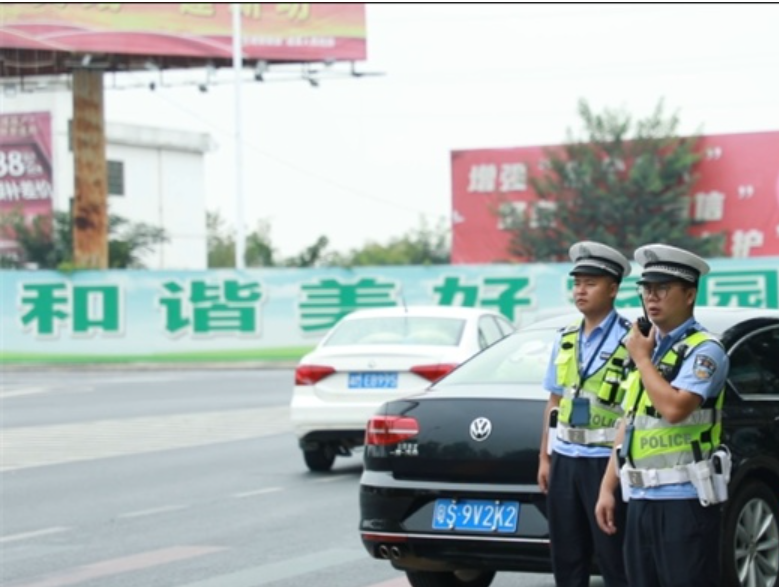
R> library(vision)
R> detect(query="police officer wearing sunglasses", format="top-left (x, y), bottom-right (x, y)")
top-left (539, 241), bottom-right (632, 587)
top-left (595, 244), bottom-right (730, 587)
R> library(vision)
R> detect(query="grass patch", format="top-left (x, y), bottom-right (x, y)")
top-left (0, 346), bottom-right (314, 364)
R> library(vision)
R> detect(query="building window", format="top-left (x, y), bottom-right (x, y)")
top-left (107, 160), bottom-right (125, 196)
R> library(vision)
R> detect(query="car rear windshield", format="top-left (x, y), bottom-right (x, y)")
top-left (323, 316), bottom-right (466, 346)
top-left (438, 327), bottom-right (557, 386)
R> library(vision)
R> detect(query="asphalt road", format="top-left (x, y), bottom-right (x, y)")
top-left (0, 369), bottom-right (590, 587)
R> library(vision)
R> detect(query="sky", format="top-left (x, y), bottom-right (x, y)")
top-left (103, 3), bottom-right (779, 259)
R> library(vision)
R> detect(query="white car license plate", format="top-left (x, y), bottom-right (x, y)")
top-left (432, 499), bottom-right (519, 533)
top-left (348, 372), bottom-right (398, 389)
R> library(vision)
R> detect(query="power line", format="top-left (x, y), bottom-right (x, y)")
top-left (146, 90), bottom-right (428, 215)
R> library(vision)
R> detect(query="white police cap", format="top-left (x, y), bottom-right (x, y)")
top-left (569, 241), bottom-right (631, 281)
top-left (634, 243), bottom-right (710, 285)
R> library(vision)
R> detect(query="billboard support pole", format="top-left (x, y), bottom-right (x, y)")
top-left (232, 4), bottom-right (245, 269)
top-left (72, 68), bottom-right (108, 269)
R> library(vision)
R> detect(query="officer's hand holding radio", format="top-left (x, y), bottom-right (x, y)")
top-left (626, 319), bottom-right (655, 365)
top-left (637, 291), bottom-right (653, 337)
top-left (626, 295), bottom-right (655, 363)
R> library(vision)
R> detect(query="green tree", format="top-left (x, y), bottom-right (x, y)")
top-left (501, 99), bottom-right (724, 262)
top-left (106, 215), bottom-right (168, 268)
top-left (207, 210), bottom-right (236, 268)
top-left (245, 219), bottom-right (276, 267)
top-left (326, 217), bottom-right (450, 266)
top-left (0, 207), bottom-right (168, 269)
top-left (284, 235), bottom-right (329, 268)
top-left (207, 210), bottom-right (316, 268)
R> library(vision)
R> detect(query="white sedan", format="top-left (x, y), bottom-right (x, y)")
top-left (290, 305), bottom-right (516, 471)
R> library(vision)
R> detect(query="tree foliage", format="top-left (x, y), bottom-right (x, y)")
top-left (0, 207), bottom-right (168, 269)
top-left (501, 99), bottom-right (725, 262)
top-left (207, 211), bottom-right (451, 268)
top-left (325, 217), bottom-right (451, 267)
top-left (206, 211), bottom-right (237, 268)
top-left (207, 211), bottom-right (278, 268)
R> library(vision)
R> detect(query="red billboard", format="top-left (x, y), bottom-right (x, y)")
top-left (0, 3), bottom-right (366, 63)
top-left (0, 112), bottom-right (53, 221)
top-left (451, 131), bottom-right (779, 263)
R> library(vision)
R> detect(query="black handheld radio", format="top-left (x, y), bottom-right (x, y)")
top-left (637, 292), bottom-right (652, 336)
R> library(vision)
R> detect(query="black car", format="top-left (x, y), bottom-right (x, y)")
top-left (359, 307), bottom-right (779, 587)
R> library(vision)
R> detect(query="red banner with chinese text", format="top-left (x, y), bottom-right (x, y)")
top-left (451, 131), bottom-right (779, 263)
top-left (0, 3), bottom-right (366, 62)
top-left (0, 112), bottom-right (54, 221)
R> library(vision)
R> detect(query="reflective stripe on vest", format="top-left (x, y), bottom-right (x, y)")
top-left (555, 318), bottom-right (629, 444)
top-left (624, 329), bottom-right (724, 470)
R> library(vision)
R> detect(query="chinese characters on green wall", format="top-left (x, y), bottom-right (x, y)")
top-left (16, 268), bottom-right (777, 340)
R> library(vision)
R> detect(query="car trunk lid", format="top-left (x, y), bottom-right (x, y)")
top-left (378, 386), bottom-right (546, 485)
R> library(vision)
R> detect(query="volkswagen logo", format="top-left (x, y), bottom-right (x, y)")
top-left (469, 417), bottom-right (492, 442)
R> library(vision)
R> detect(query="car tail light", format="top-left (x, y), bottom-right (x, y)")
top-left (410, 363), bottom-right (458, 383)
top-left (365, 415), bottom-right (420, 446)
top-left (295, 365), bottom-right (335, 385)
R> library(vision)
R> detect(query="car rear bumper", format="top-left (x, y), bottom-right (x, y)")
top-left (360, 531), bottom-right (552, 573)
top-left (359, 474), bottom-right (551, 573)
top-left (289, 399), bottom-right (378, 439)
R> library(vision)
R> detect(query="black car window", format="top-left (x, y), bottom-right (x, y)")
top-left (728, 325), bottom-right (779, 398)
top-left (437, 327), bottom-right (557, 389)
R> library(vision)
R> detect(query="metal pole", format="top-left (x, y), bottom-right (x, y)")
top-left (232, 3), bottom-right (245, 269)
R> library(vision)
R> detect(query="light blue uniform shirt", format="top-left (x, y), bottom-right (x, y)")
top-left (543, 310), bottom-right (630, 459)
top-left (627, 317), bottom-right (730, 500)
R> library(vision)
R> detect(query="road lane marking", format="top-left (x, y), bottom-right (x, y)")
top-left (232, 487), bottom-right (283, 498)
top-left (6, 545), bottom-right (225, 587)
top-left (176, 548), bottom-right (367, 587)
top-left (0, 406), bottom-right (291, 472)
top-left (368, 579), bottom-right (411, 587)
top-left (0, 387), bottom-right (51, 399)
top-left (1, 386), bottom-right (95, 399)
top-left (313, 474), bottom-right (354, 483)
top-left (0, 527), bottom-right (70, 544)
top-left (117, 505), bottom-right (189, 519)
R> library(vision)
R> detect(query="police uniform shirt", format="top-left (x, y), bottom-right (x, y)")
top-left (542, 309), bottom-right (630, 458)
top-left (627, 316), bottom-right (730, 500)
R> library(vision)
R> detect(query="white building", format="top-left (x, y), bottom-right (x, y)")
top-left (2, 89), bottom-right (212, 269)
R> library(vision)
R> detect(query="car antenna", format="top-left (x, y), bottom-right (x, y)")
top-left (399, 285), bottom-right (409, 337)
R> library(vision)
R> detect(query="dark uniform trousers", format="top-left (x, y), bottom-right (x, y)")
top-left (548, 452), bottom-right (628, 587)
top-left (625, 499), bottom-right (722, 587)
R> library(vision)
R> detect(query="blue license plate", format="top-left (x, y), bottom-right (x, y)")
top-left (432, 499), bottom-right (519, 533)
top-left (348, 372), bottom-right (398, 389)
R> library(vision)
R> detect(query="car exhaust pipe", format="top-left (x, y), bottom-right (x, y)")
top-left (378, 544), bottom-right (390, 559)
top-left (390, 546), bottom-right (403, 560)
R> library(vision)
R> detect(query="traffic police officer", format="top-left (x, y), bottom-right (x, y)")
top-left (595, 243), bottom-right (730, 587)
top-left (539, 241), bottom-right (631, 587)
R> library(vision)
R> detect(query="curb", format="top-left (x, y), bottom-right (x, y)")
top-left (2, 361), bottom-right (299, 372)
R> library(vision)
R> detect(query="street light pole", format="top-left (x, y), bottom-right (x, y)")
top-left (232, 3), bottom-right (245, 269)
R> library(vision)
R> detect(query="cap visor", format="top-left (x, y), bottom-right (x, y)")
top-left (638, 272), bottom-right (685, 285)
top-left (570, 266), bottom-right (615, 278)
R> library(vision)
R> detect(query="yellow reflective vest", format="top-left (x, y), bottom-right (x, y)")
top-left (622, 328), bottom-right (725, 470)
top-left (555, 316), bottom-right (630, 446)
